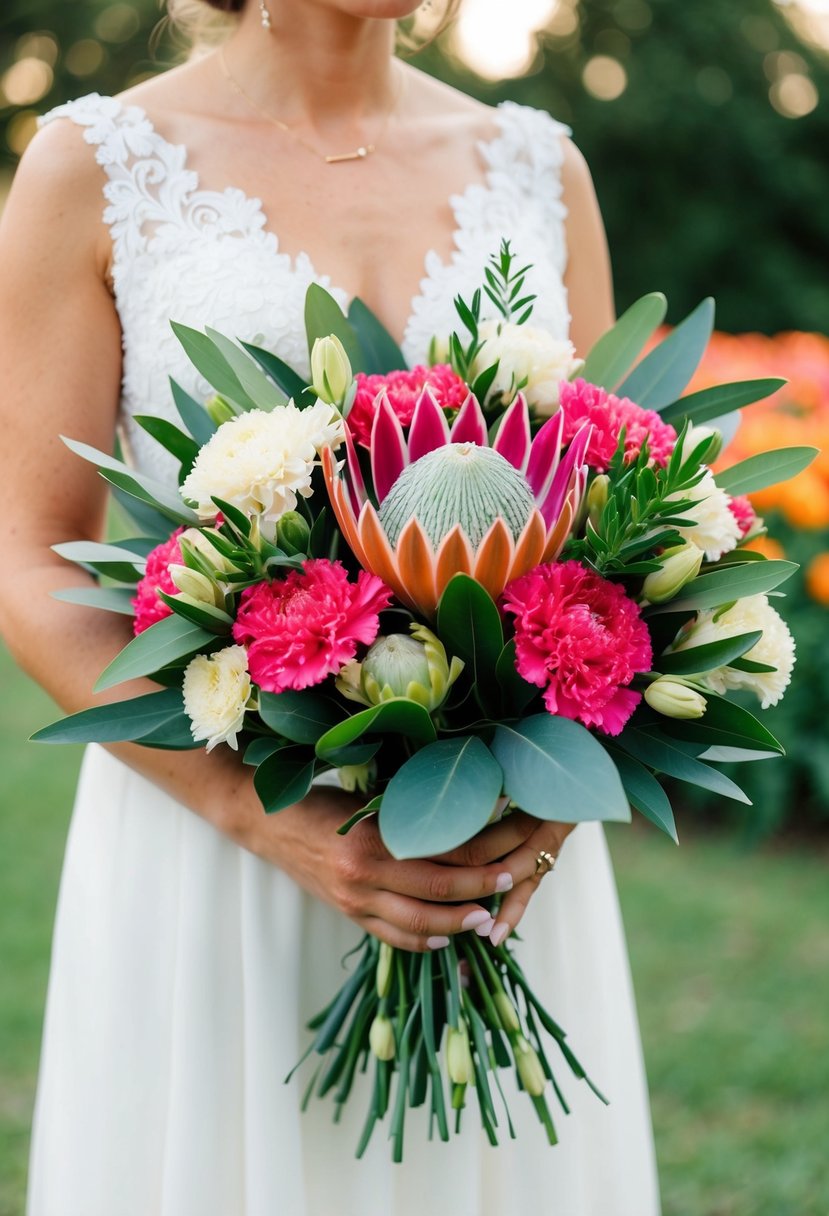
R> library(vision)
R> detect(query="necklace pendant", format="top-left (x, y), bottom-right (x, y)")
top-left (325, 144), bottom-right (375, 165)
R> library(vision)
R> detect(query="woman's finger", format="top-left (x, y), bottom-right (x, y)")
top-left (488, 823), bottom-right (576, 946)
top-left (373, 856), bottom-right (514, 904)
top-left (367, 890), bottom-right (498, 943)
top-left (430, 810), bottom-right (536, 867)
top-left (359, 916), bottom-right (439, 953)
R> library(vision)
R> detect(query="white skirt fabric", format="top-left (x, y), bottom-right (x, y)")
top-left (27, 744), bottom-right (661, 1215)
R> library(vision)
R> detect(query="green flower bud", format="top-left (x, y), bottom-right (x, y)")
top-left (514, 1035), bottom-right (546, 1097)
top-left (375, 942), bottom-right (394, 1000)
top-left (447, 1023), bottom-right (474, 1086)
top-left (339, 760), bottom-right (377, 795)
top-left (586, 474), bottom-right (610, 531)
top-left (643, 542), bottom-right (704, 604)
top-left (493, 991), bottom-right (521, 1035)
top-left (645, 677), bottom-right (707, 720)
top-left (358, 624), bottom-right (464, 712)
top-left (179, 528), bottom-right (235, 577)
top-left (311, 335), bottom-right (353, 406)
top-left (205, 394), bottom-right (237, 426)
top-left (168, 564), bottom-right (224, 609)
top-left (276, 510), bottom-right (311, 556)
top-left (369, 1014), bottom-right (396, 1061)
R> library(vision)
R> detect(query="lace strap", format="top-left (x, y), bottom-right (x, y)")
top-left (489, 101), bottom-right (570, 215)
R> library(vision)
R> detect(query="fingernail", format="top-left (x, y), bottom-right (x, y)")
top-left (489, 922), bottom-right (509, 948)
top-left (474, 917), bottom-right (495, 937)
top-left (427, 935), bottom-right (450, 950)
top-left (495, 872), bottom-right (513, 893)
top-left (462, 909), bottom-right (493, 931)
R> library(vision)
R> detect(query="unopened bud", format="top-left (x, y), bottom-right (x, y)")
top-left (447, 1024), bottom-right (474, 1086)
top-left (586, 475), bottom-right (610, 531)
top-left (680, 424), bottom-right (722, 465)
top-left (276, 511), bottom-right (311, 556)
top-left (369, 1014), bottom-right (396, 1061)
top-left (179, 528), bottom-right (234, 576)
top-left (311, 335), bottom-right (352, 406)
top-left (205, 394), bottom-right (236, 426)
top-left (375, 942), bottom-right (394, 1000)
top-left (645, 677), bottom-right (707, 720)
top-left (643, 542), bottom-right (704, 604)
top-left (339, 760), bottom-right (377, 795)
top-left (493, 991), bottom-right (521, 1035)
top-left (169, 564), bottom-right (224, 609)
top-left (514, 1035), bottom-right (546, 1096)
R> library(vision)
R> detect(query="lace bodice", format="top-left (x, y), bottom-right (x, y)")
top-left (39, 92), bottom-right (571, 483)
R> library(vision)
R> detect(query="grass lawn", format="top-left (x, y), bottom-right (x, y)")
top-left (1, 646), bottom-right (828, 1215)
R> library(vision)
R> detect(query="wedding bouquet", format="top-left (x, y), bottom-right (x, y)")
top-left (36, 243), bottom-right (814, 1160)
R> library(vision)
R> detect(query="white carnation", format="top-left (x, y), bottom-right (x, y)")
top-left (672, 594), bottom-right (795, 708)
top-left (473, 320), bottom-right (583, 413)
top-left (180, 402), bottom-right (344, 525)
top-left (673, 470), bottom-right (741, 561)
top-left (183, 645), bottom-right (253, 752)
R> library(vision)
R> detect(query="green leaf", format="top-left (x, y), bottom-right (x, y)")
top-left (61, 436), bottom-right (198, 526)
top-left (156, 591), bottom-right (234, 634)
top-left (93, 615), bottom-right (216, 693)
top-left (254, 746), bottom-right (316, 813)
top-left (650, 560), bottom-right (798, 614)
top-left (658, 631), bottom-right (762, 676)
top-left (134, 415), bottom-right (200, 470)
top-left (243, 737), bottom-right (284, 766)
top-left (616, 727), bottom-right (751, 803)
top-left (436, 574), bottom-right (503, 699)
top-left (495, 639), bottom-right (537, 714)
top-left (320, 741), bottom-right (381, 767)
top-left (304, 283), bottom-right (366, 373)
top-left (618, 297), bottom-right (715, 410)
top-left (51, 586), bottom-right (137, 615)
top-left (670, 693), bottom-right (784, 755)
top-left (337, 795), bottom-right (382, 836)
top-left (170, 378), bottom-right (217, 445)
top-left (32, 688), bottom-right (184, 744)
top-left (258, 690), bottom-right (344, 744)
top-left (241, 341), bottom-right (310, 402)
top-left (171, 322), bottom-right (260, 412)
top-left (660, 378), bottom-right (786, 426)
top-left (136, 713), bottom-right (202, 750)
top-left (604, 746), bottom-right (678, 843)
top-left (205, 327), bottom-right (288, 410)
top-left (715, 447), bottom-right (818, 497)
top-left (579, 293), bottom-right (667, 390)
top-left (315, 697), bottom-right (436, 759)
top-left (490, 716), bottom-right (631, 824)
top-left (379, 736), bottom-right (504, 860)
top-left (52, 540), bottom-right (146, 583)
top-left (347, 297), bottom-right (406, 372)
top-left (111, 484), bottom-right (175, 542)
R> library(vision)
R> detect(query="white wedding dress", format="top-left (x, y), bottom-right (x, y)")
top-left (28, 93), bottom-right (661, 1216)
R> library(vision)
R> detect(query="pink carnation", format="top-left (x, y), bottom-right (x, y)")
top-left (131, 529), bottom-right (184, 635)
top-left (501, 560), bottom-right (653, 736)
top-left (729, 494), bottom-right (758, 537)
top-left (558, 378), bottom-right (677, 473)
top-left (232, 559), bottom-right (392, 693)
top-left (347, 364), bottom-right (469, 448)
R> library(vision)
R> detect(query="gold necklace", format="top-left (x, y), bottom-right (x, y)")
top-left (218, 48), bottom-right (403, 165)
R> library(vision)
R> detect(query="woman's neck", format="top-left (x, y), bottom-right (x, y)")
top-left (221, 1), bottom-right (401, 130)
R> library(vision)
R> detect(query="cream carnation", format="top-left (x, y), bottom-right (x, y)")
top-left (473, 320), bottom-right (582, 413)
top-left (671, 594), bottom-right (795, 708)
top-left (182, 644), bottom-right (253, 751)
top-left (180, 402), bottom-right (344, 526)
top-left (672, 470), bottom-right (741, 561)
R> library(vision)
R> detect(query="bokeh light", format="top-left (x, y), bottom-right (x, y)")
top-left (582, 54), bottom-right (628, 100)
top-left (452, 0), bottom-right (559, 79)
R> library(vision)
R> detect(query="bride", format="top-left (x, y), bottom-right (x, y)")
top-left (0, 0), bottom-right (661, 1211)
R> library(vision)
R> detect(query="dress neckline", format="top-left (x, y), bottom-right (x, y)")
top-left (102, 92), bottom-right (515, 351)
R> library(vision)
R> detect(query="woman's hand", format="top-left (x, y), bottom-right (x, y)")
top-left (228, 780), bottom-right (518, 953)
top-left (435, 812), bottom-right (577, 947)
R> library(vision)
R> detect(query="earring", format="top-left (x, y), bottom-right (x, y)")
top-left (259, 0), bottom-right (272, 30)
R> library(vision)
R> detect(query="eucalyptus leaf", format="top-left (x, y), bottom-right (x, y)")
top-left (715, 447), bottom-right (818, 497)
top-left (347, 297), bottom-right (406, 372)
top-left (61, 436), bottom-right (198, 525)
top-left (495, 639), bottom-right (537, 714)
top-left (616, 727), bottom-right (751, 803)
top-left (604, 746), bottom-right (678, 843)
top-left (618, 297), bottom-right (715, 410)
top-left (660, 378), bottom-right (786, 426)
top-left (134, 415), bottom-right (200, 470)
top-left (241, 341), bottom-right (310, 402)
top-left (436, 574), bottom-right (503, 699)
top-left (258, 689), bottom-right (344, 744)
top-left (490, 716), bottom-right (630, 824)
top-left (379, 737), bottom-right (503, 860)
top-left (32, 687), bottom-right (184, 744)
top-left (94, 614), bottom-right (216, 692)
top-left (51, 586), bottom-right (137, 616)
top-left (171, 322), bottom-right (260, 411)
top-left (579, 292), bottom-right (667, 390)
top-left (52, 540), bottom-right (147, 584)
top-left (206, 327), bottom-right (288, 410)
top-left (170, 377), bottom-right (218, 445)
top-left (658, 631), bottom-right (762, 676)
top-left (315, 698), bottom-right (436, 759)
top-left (254, 747), bottom-right (316, 813)
top-left (304, 283), bottom-right (366, 373)
top-left (650, 560), bottom-right (798, 614)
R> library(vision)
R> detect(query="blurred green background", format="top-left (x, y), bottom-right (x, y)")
top-left (1, 2), bottom-right (828, 1213)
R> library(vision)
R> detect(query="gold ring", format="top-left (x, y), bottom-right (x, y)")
top-left (534, 850), bottom-right (557, 877)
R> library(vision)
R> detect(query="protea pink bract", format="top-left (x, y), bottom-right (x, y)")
top-left (323, 386), bottom-right (590, 617)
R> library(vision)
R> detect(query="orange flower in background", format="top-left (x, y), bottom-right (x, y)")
top-left (806, 553), bottom-right (829, 607)
top-left (744, 535), bottom-right (786, 562)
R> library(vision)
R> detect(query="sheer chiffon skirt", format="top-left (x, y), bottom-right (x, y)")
top-left (27, 744), bottom-right (661, 1215)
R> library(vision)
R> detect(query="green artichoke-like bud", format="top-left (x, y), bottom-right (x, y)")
top-left (354, 623), bottom-right (464, 712)
top-left (369, 1014), bottom-right (396, 1061)
top-left (378, 443), bottom-right (535, 548)
top-left (514, 1035), bottom-right (546, 1096)
top-left (645, 677), bottom-right (707, 720)
top-left (310, 335), bottom-right (353, 406)
top-left (205, 394), bottom-right (237, 426)
top-left (643, 541), bottom-right (704, 604)
top-left (447, 1023), bottom-right (474, 1086)
top-left (276, 510), bottom-right (311, 556)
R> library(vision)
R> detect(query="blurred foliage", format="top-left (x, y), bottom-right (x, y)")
top-left (1, 1), bottom-right (828, 332)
